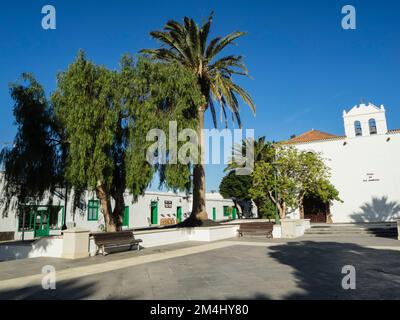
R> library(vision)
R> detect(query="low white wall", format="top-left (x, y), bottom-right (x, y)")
top-left (272, 225), bottom-right (282, 239)
top-left (135, 229), bottom-right (191, 247)
top-left (137, 226), bottom-right (239, 247)
top-left (88, 226), bottom-right (239, 255)
top-left (0, 237), bottom-right (63, 261)
top-left (2, 226), bottom-right (239, 260)
top-left (397, 220), bottom-right (400, 241)
top-left (280, 219), bottom-right (311, 239)
top-left (190, 226), bottom-right (239, 242)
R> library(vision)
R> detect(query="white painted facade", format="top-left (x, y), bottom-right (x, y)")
top-left (291, 103), bottom-right (400, 223)
top-left (0, 173), bottom-right (251, 240)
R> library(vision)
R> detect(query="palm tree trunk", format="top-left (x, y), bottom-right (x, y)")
top-left (191, 107), bottom-right (208, 221)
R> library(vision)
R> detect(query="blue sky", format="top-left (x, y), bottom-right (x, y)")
top-left (1, 0), bottom-right (400, 191)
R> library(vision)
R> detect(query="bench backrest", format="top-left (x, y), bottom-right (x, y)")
top-left (92, 231), bottom-right (135, 244)
top-left (239, 223), bottom-right (274, 230)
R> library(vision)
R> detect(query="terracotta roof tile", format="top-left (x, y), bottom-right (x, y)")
top-left (284, 129), bottom-right (345, 145)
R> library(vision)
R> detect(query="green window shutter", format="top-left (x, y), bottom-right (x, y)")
top-left (232, 207), bottom-right (237, 220)
top-left (123, 206), bottom-right (129, 227)
top-left (88, 200), bottom-right (99, 221)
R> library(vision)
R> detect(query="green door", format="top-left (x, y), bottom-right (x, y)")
top-left (177, 206), bottom-right (182, 223)
top-left (123, 206), bottom-right (129, 227)
top-left (34, 208), bottom-right (50, 237)
top-left (212, 207), bottom-right (216, 221)
top-left (232, 207), bottom-right (237, 220)
top-left (151, 201), bottom-right (158, 225)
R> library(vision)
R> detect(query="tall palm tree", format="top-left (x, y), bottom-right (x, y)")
top-left (141, 12), bottom-right (255, 223)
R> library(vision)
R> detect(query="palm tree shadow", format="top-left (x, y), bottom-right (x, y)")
top-left (350, 196), bottom-right (400, 223)
top-left (266, 241), bottom-right (400, 300)
top-left (0, 278), bottom-right (97, 300)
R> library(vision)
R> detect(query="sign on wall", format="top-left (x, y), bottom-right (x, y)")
top-left (363, 173), bottom-right (380, 183)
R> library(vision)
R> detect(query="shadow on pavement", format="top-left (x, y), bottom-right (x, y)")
top-left (266, 241), bottom-right (400, 299)
top-left (0, 278), bottom-right (97, 300)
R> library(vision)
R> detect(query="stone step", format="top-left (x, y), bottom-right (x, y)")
top-left (305, 227), bottom-right (397, 237)
top-left (306, 228), bottom-right (397, 232)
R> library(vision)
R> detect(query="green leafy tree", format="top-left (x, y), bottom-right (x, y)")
top-left (52, 52), bottom-right (203, 231)
top-left (225, 137), bottom-right (277, 218)
top-left (141, 12), bottom-right (255, 223)
top-left (219, 171), bottom-right (251, 217)
top-left (0, 73), bottom-right (63, 216)
top-left (219, 171), bottom-right (252, 202)
top-left (250, 145), bottom-right (341, 220)
top-left (296, 151), bottom-right (341, 218)
top-left (250, 146), bottom-right (299, 219)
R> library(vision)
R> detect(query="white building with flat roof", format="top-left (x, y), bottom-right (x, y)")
top-left (0, 178), bottom-right (249, 241)
top-left (286, 103), bottom-right (400, 223)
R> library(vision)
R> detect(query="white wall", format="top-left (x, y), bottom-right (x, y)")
top-left (0, 181), bottom-right (240, 237)
top-left (295, 131), bottom-right (400, 223)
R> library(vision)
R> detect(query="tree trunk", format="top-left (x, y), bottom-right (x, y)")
top-left (233, 200), bottom-right (243, 220)
top-left (299, 194), bottom-right (305, 219)
top-left (96, 182), bottom-right (117, 232)
top-left (112, 189), bottom-right (125, 231)
top-left (190, 107), bottom-right (208, 221)
top-left (278, 200), bottom-right (286, 220)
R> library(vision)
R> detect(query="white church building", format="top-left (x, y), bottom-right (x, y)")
top-left (286, 103), bottom-right (400, 223)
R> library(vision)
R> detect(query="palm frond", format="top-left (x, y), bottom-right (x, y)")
top-left (206, 31), bottom-right (246, 61)
top-left (142, 12), bottom-right (255, 129)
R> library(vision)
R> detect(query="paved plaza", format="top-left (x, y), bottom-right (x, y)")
top-left (0, 235), bottom-right (400, 300)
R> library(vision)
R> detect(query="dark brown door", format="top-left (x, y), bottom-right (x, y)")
top-left (303, 196), bottom-right (329, 223)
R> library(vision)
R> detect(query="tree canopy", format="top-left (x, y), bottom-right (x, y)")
top-left (1, 52), bottom-right (205, 230)
top-left (0, 73), bottom-right (63, 215)
top-left (250, 145), bottom-right (341, 219)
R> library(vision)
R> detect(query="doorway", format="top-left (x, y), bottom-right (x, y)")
top-left (34, 208), bottom-right (50, 237)
top-left (150, 201), bottom-right (158, 225)
top-left (303, 196), bottom-right (330, 223)
top-left (176, 206), bottom-right (182, 223)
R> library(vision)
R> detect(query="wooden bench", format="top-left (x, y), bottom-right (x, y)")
top-left (91, 231), bottom-right (142, 256)
top-left (237, 222), bottom-right (274, 239)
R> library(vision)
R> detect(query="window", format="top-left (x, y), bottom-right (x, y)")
top-left (354, 121), bottom-right (362, 136)
top-left (369, 119), bottom-right (377, 135)
top-left (49, 206), bottom-right (64, 229)
top-left (18, 207), bottom-right (35, 231)
top-left (87, 200), bottom-right (99, 221)
top-left (223, 206), bottom-right (230, 216)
